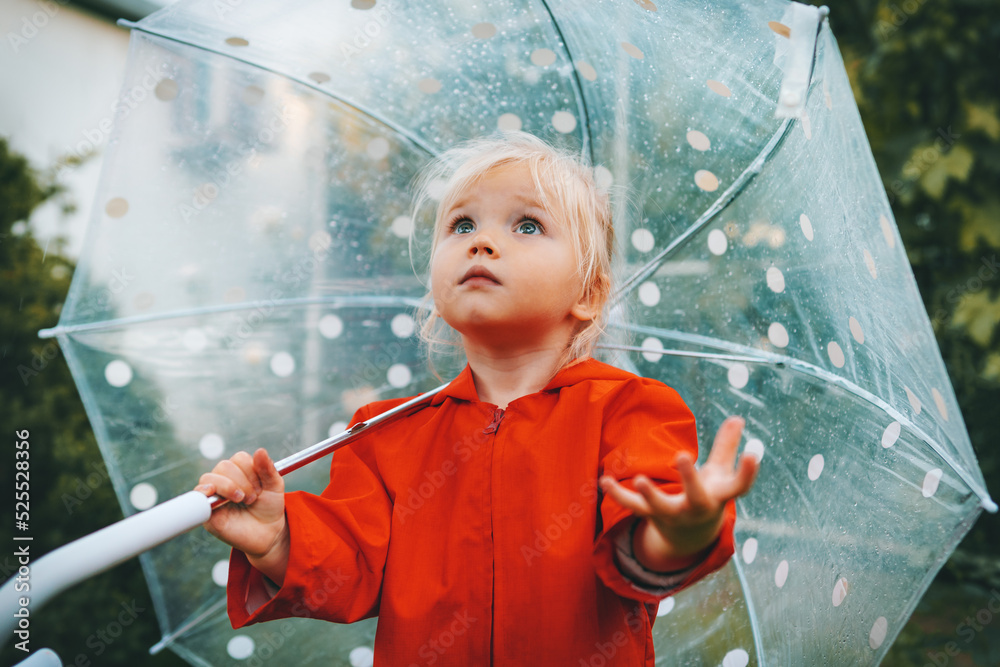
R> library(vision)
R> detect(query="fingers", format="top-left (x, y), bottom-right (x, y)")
top-left (705, 416), bottom-right (745, 469)
top-left (599, 476), bottom-right (654, 516)
top-left (252, 448), bottom-right (284, 493)
top-left (196, 450), bottom-right (270, 504)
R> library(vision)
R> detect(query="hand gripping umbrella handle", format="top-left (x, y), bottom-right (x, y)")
top-left (0, 383), bottom-right (447, 644)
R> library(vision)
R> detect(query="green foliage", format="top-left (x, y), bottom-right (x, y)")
top-left (0, 137), bottom-right (184, 666)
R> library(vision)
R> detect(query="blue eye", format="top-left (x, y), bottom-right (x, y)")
top-left (515, 219), bottom-right (542, 235)
top-left (451, 219), bottom-right (475, 234)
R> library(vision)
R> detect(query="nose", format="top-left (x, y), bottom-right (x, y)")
top-left (468, 231), bottom-right (498, 257)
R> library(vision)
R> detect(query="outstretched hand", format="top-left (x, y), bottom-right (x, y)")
top-left (599, 416), bottom-right (759, 559)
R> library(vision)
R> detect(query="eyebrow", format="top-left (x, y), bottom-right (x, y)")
top-left (449, 193), bottom-right (546, 210)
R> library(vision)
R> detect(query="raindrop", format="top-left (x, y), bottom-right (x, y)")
top-left (227, 635), bottom-right (255, 659)
top-left (105, 360), bottom-right (133, 387)
top-left (199, 433), bottom-right (225, 459)
top-left (319, 314), bottom-right (344, 339)
top-left (130, 483), bottom-right (157, 510)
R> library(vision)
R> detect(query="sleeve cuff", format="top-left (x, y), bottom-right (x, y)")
top-left (612, 518), bottom-right (706, 595)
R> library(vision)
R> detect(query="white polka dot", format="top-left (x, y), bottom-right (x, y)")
top-left (471, 22), bottom-right (496, 39)
top-left (575, 60), bottom-right (597, 81)
top-left (766, 267), bottom-right (785, 293)
top-left (768, 322), bottom-right (789, 348)
top-left (863, 249), bottom-right (878, 279)
top-left (427, 178), bottom-right (449, 201)
top-left (497, 113), bottom-right (523, 132)
top-left (832, 577), bottom-right (849, 607)
top-left (105, 360), bottom-right (133, 387)
top-left (319, 314), bottom-right (344, 339)
top-left (620, 41), bottom-right (644, 59)
top-left (744, 439), bottom-right (764, 463)
top-left (706, 79), bottom-right (731, 97)
top-left (270, 351), bottom-right (295, 377)
top-left (593, 165), bottom-right (613, 190)
top-left (656, 596), bottom-right (675, 616)
top-left (869, 617), bottom-right (888, 650)
top-left (366, 137), bottom-right (390, 160)
top-left (686, 130), bottom-right (710, 151)
top-left (530, 48), bottom-right (556, 67)
top-left (417, 77), bottom-right (442, 94)
top-left (775, 560), bottom-right (789, 588)
top-left (227, 635), bottom-right (255, 660)
top-left (849, 317), bottom-right (865, 344)
top-left (130, 483), bottom-right (157, 510)
top-left (728, 363), bottom-right (749, 389)
top-left (387, 363), bottom-right (412, 388)
top-left (807, 454), bottom-right (825, 481)
top-left (309, 230), bottom-right (333, 253)
top-left (390, 215), bottom-right (413, 238)
top-left (904, 386), bottom-right (922, 414)
top-left (631, 228), bottom-right (654, 252)
top-left (932, 388), bottom-right (949, 421)
top-left (212, 560), bottom-right (229, 586)
top-left (552, 111), bottom-right (577, 133)
top-left (876, 422), bottom-right (900, 451)
top-left (329, 420), bottom-right (348, 437)
top-left (742, 537), bottom-right (758, 564)
top-left (722, 648), bottom-right (750, 667)
top-left (922, 468), bottom-right (942, 498)
top-left (183, 328), bottom-right (208, 352)
top-left (391, 313), bottom-right (415, 337)
top-left (799, 213), bottom-right (814, 241)
top-left (694, 169), bottom-right (719, 192)
top-left (349, 646), bottom-right (375, 667)
top-left (638, 282), bottom-right (660, 306)
top-left (105, 196), bottom-right (129, 218)
top-left (801, 111), bottom-right (812, 140)
top-left (707, 229), bottom-right (728, 255)
top-left (828, 341), bottom-right (845, 368)
top-left (640, 337), bottom-right (664, 363)
top-left (880, 214), bottom-right (896, 248)
top-left (199, 433), bottom-right (225, 459)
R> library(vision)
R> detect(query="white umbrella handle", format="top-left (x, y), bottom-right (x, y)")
top-left (0, 383), bottom-right (447, 646)
top-left (0, 491), bottom-right (212, 643)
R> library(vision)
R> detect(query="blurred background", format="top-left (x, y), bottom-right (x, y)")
top-left (0, 0), bottom-right (997, 665)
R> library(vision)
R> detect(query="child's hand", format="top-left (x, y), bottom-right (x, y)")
top-left (195, 448), bottom-right (289, 585)
top-left (599, 416), bottom-right (758, 562)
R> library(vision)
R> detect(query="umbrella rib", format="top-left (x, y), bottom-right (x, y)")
top-left (37, 295), bottom-right (427, 338)
top-left (118, 21), bottom-right (441, 160)
top-left (148, 597), bottom-right (227, 655)
top-left (537, 0), bottom-right (593, 165)
top-left (611, 324), bottom-right (996, 510)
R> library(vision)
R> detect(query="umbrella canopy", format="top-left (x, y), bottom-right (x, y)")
top-left (39, 0), bottom-right (994, 664)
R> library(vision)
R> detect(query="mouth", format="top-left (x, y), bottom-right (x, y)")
top-left (460, 266), bottom-right (501, 285)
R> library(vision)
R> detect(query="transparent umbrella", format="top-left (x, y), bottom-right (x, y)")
top-left (23, 0), bottom-right (996, 664)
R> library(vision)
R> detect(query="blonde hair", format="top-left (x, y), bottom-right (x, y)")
top-left (408, 131), bottom-right (615, 371)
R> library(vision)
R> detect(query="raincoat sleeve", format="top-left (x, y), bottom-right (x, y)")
top-left (227, 402), bottom-right (393, 627)
top-left (591, 378), bottom-right (736, 604)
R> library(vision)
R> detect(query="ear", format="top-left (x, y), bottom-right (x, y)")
top-left (570, 286), bottom-right (601, 323)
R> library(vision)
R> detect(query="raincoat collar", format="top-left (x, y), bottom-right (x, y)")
top-left (431, 357), bottom-right (633, 406)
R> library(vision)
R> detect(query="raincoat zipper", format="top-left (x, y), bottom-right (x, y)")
top-left (483, 408), bottom-right (505, 434)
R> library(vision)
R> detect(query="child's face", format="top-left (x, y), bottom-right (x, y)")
top-left (430, 162), bottom-right (596, 350)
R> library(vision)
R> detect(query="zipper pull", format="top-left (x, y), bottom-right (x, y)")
top-left (483, 408), bottom-right (505, 434)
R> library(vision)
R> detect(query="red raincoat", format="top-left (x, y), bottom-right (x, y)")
top-left (228, 358), bottom-right (736, 665)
